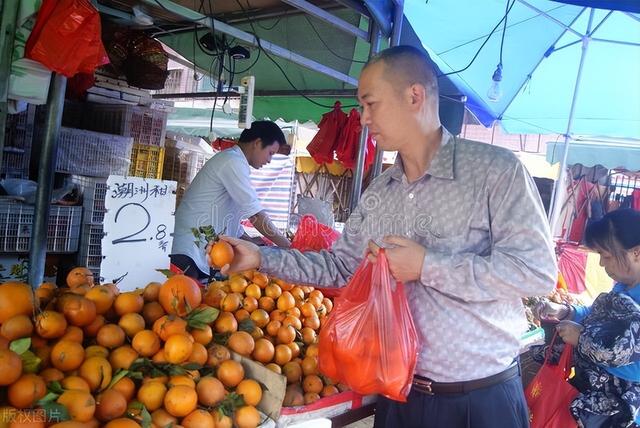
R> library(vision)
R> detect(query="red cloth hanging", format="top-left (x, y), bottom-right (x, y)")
top-left (212, 138), bottom-right (237, 151)
top-left (557, 243), bottom-right (588, 294)
top-left (335, 109), bottom-right (376, 171)
top-left (633, 188), bottom-right (640, 211)
top-left (307, 102), bottom-right (347, 164)
top-left (568, 179), bottom-right (594, 243)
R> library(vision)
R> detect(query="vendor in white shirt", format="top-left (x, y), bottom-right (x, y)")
top-left (171, 121), bottom-right (291, 280)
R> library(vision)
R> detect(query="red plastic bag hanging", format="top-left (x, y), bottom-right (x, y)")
top-left (318, 249), bottom-right (419, 402)
top-left (335, 109), bottom-right (375, 171)
top-left (291, 215), bottom-right (340, 252)
top-left (307, 102), bottom-right (348, 164)
top-left (525, 333), bottom-right (578, 428)
top-left (25, 0), bottom-right (109, 77)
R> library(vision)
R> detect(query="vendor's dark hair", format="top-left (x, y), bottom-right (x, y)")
top-left (239, 121), bottom-right (286, 148)
top-left (585, 209), bottom-right (640, 267)
top-left (364, 45), bottom-right (439, 100)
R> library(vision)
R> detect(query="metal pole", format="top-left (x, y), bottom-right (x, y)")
top-left (132, 0), bottom-right (358, 87)
top-left (28, 73), bottom-right (67, 288)
top-left (390, 0), bottom-right (404, 47)
top-left (281, 0), bottom-right (368, 39)
top-left (349, 23), bottom-right (382, 212)
top-left (0, 0), bottom-right (20, 174)
top-left (370, 0), bottom-right (404, 179)
top-left (548, 9), bottom-right (594, 238)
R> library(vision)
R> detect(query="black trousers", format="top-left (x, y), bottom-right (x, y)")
top-left (373, 374), bottom-right (530, 428)
top-left (169, 254), bottom-right (215, 283)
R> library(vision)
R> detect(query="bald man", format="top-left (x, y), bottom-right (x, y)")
top-left (213, 46), bottom-right (556, 427)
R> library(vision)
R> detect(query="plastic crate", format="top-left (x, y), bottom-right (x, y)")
top-left (55, 127), bottom-right (133, 177)
top-left (0, 200), bottom-right (82, 253)
top-left (2, 106), bottom-right (36, 178)
top-left (83, 104), bottom-right (168, 146)
top-left (130, 144), bottom-right (165, 179)
top-left (162, 144), bottom-right (210, 204)
top-left (67, 176), bottom-right (107, 224)
top-left (77, 224), bottom-right (103, 284)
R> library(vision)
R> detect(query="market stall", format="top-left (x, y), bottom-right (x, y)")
top-left (0, 0), bottom-right (413, 425)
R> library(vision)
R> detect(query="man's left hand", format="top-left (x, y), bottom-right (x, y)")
top-left (556, 320), bottom-right (584, 346)
top-left (367, 235), bottom-right (426, 283)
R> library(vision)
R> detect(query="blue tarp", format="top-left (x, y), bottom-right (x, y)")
top-left (547, 140), bottom-right (640, 169)
top-left (404, 0), bottom-right (640, 139)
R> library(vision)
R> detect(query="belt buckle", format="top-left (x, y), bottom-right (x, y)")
top-left (414, 378), bottom-right (434, 395)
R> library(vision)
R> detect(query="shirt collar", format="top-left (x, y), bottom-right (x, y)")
top-left (614, 282), bottom-right (640, 302)
top-left (229, 144), bottom-right (250, 166)
top-left (389, 127), bottom-right (456, 183)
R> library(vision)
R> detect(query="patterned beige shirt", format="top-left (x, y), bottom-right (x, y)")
top-left (260, 128), bottom-right (557, 382)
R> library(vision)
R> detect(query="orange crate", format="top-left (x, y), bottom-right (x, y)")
top-left (129, 143), bottom-right (164, 179)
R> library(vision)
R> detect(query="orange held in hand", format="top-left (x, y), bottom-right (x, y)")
top-left (209, 240), bottom-right (234, 269)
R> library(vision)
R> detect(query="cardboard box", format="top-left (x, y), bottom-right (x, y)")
top-left (231, 352), bottom-right (375, 427)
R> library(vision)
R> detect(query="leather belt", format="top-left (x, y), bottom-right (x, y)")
top-left (412, 364), bottom-right (519, 395)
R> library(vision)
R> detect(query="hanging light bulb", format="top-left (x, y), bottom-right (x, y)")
top-left (487, 63), bottom-right (503, 102)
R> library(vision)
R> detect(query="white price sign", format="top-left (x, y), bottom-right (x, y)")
top-left (101, 176), bottom-right (177, 291)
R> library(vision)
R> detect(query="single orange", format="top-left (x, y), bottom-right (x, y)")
top-left (66, 267), bottom-right (95, 289)
top-left (7, 374), bottom-right (46, 408)
top-left (209, 240), bottom-right (234, 269)
top-left (50, 340), bottom-right (85, 372)
top-left (164, 333), bottom-right (194, 364)
top-left (137, 381), bottom-right (167, 412)
top-left (234, 405), bottom-right (260, 428)
top-left (96, 324), bottom-right (126, 349)
top-left (158, 275), bottom-right (202, 316)
top-left (152, 315), bottom-right (187, 341)
top-left (236, 379), bottom-right (262, 406)
top-left (56, 389), bottom-right (96, 422)
top-left (216, 359), bottom-right (244, 388)
top-left (196, 376), bottom-right (226, 407)
top-left (94, 388), bottom-right (127, 422)
top-left (0, 282), bottom-right (34, 324)
top-left (163, 385), bottom-right (198, 417)
top-left (131, 329), bottom-right (161, 357)
top-left (227, 331), bottom-right (255, 356)
top-left (0, 314), bottom-right (33, 341)
top-left (213, 311), bottom-right (238, 334)
top-left (252, 338), bottom-right (275, 364)
top-left (79, 356), bottom-right (112, 391)
top-left (182, 409), bottom-right (214, 428)
top-left (113, 292), bottom-right (144, 316)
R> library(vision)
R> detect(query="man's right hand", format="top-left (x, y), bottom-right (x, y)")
top-left (534, 301), bottom-right (570, 322)
top-left (207, 236), bottom-right (261, 275)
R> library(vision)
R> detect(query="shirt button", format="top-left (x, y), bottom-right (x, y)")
top-left (409, 193), bottom-right (415, 199)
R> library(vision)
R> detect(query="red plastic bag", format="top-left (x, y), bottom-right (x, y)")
top-left (525, 333), bottom-right (578, 428)
top-left (291, 215), bottom-right (340, 252)
top-left (335, 109), bottom-right (376, 170)
top-left (307, 101), bottom-right (348, 164)
top-left (318, 249), bottom-right (419, 401)
top-left (25, 0), bottom-right (109, 77)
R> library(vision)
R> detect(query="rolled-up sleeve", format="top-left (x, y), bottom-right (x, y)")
top-left (259, 201), bottom-right (369, 287)
top-left (420, 161), bottom-right (557, 302)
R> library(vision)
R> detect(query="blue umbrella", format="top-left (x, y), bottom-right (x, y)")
top-left (404, 0), bottom-right (640, 234)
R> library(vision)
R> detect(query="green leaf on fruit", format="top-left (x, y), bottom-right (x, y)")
top-left (9, 337), bottom-right (31, 355)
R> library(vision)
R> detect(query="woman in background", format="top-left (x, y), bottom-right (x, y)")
top-left (537, 209), bottom-right (640, 427)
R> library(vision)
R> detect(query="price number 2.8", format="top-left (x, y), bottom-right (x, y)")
top-left (111, 202), bottom-right (168, 251)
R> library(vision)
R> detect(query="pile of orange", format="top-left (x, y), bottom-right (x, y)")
top-left (203, 271), bottom-right (347, 407)
top-left (0, 268), bottom-right (265, 428)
